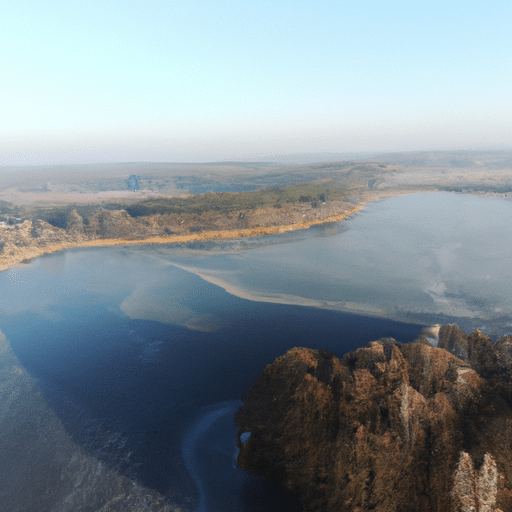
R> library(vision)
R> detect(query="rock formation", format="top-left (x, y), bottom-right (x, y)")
top-left (235, 325), bottom-right (512, 512)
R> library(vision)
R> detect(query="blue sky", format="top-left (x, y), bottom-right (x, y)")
top-left (1, 0), bottom-right (511, 164)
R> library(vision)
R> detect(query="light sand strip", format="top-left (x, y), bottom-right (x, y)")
top-left (0, 205), bottom-right (365, 273)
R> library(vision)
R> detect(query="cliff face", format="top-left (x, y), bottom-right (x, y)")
top-left (235, 325), bottom-right (512, 512)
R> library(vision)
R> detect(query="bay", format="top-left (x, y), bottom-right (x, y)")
top-left (1, 191), bottom-right (511, 511)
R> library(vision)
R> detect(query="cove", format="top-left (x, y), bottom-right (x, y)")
top-left (1, 192), bottom-right (511, 511)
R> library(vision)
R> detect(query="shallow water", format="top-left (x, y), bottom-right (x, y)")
top-left (153, 191), bottom-right (512, 335)
top-left (1, 192), bottom-right (512, 511)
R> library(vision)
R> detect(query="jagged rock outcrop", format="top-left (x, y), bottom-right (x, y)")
top-left (235, 326), bottom-right (512, 512)
top-left (437, 324), bottom-right (512, 379)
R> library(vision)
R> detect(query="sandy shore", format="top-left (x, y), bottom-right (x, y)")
top-left (0, 204), bottom-right (367, 273)
top-left (78, 204), bottom-right (366, 246)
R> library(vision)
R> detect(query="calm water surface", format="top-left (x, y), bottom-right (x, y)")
top-left (1, 192), bottom-right (511, 511)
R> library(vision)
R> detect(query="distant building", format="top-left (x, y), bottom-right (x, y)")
top-left (127, 175), bottom-right (140, 191)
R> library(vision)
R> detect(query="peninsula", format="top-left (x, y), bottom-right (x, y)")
top-left (2, 151), bottom-right (512, 272)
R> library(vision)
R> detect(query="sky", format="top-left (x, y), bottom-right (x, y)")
top-left (1, 0), bottom-right (511, 165)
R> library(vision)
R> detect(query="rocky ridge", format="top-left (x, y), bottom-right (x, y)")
top-left (235, 325), bottom-right (512, 512)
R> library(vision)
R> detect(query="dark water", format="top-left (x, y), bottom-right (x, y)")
top-left (1, 192), bottom-right (512, 511)
top-left (0, 253), bottom-right (421, 511)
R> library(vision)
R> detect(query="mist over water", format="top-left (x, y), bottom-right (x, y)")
top-left (154, 192), bottom-right (512, 335)
top-left (1, 192), bottom-right (512, 510)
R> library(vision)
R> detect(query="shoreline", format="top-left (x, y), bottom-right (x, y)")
top-left (0, 204), bottom-right (367, 273)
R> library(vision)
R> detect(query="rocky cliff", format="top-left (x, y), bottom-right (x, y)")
top-left (235, 325), bottom-right (512, 512)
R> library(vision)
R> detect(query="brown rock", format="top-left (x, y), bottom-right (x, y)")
top-left (236, 326), bottom-right (512, 512)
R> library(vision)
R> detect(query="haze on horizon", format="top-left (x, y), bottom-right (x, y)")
top-left (2, 0), bottom-right (511, 166)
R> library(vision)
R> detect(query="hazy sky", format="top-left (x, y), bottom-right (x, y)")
top-left (2, 1), bottom-right (511, 165)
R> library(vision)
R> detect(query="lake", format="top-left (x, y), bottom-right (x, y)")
top-left (1, 192), bottom-right (511, 511)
